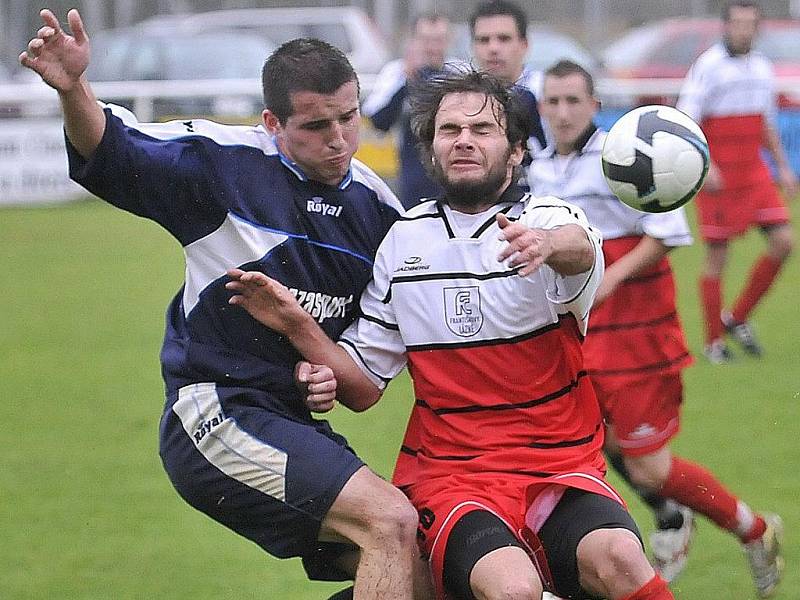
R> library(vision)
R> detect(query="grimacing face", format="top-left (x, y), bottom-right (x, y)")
top-left (431, 91), bottom-right (523, 210)
top-left (263, 80), bottom-right (360, 186)
top-left (540, 72), bottom-right (599, 155)
top-left (471, 14), bottom-right (528, 84)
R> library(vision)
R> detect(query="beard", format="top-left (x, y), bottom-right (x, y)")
top-left (432, 148), bottom-right (514, 209)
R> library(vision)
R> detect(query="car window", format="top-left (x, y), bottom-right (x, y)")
top-left (87, 34), bottom-right (135, 81)
top-left (602, 24), bottom-right (665, 69)
top-left (756, 28), bottom-right (800, 62)
top-left (162, 33), bottom-right (272, 80)
top-left (649, 30), bottom-right (710, 67)
top-left (527, 30), bottom-right (596, 71)
top-left (129, 40), bottom-right (162, 80)
top-left (309, 24), bottom-right (352, 53)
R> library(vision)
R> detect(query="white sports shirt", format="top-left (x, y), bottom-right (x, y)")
top-left (337, 189), bottom-right (604, 390)
top-left (529, 127), bottom-right (693, 248)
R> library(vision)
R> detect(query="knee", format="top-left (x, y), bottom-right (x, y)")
top-left (359, 484), bottom-right (419, 544)
top-left (769, 228), bottom-right (794, 261)
top-left (579, 531), bottom-right (652, 593)
top-left (624, 456), bottom-right (669, 491)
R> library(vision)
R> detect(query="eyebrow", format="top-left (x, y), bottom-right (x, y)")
top-left (301, 108), bottom-right (359, 128)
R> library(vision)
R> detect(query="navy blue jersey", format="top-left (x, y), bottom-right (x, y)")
top-left (68, 105), bottom-right (403, 415)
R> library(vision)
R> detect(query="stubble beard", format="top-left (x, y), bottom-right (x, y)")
top-left (433, 149), bottom-right (513, 210)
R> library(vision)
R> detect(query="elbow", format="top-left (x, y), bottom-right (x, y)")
top-left (343, 387), bottom-right (383, 412)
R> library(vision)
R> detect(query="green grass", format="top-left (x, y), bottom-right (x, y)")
top-left (1, 198), bottom-right (797, 599)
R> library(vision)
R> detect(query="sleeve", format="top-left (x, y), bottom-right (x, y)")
top-left (675, 60), bottom-right (707, 123)
top-left (67, 104), bottom-right (227, 242)
top-left (640, 208), bottom-right (693, 248)
top-left (520, 198), bottom-right (604, 334)
top-left (361, 60), bottom-right (408, 132)
top-left (338, 235), bottom-right (407, 389)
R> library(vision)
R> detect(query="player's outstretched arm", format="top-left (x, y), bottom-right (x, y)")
top-left (496, 214), bottom-right (594, 276)
top-left (19, 9), bottom-right (104, 159)
top-left (226, 269), bottom-right (383, 412)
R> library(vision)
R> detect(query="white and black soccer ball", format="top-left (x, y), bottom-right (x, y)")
top-left (601, 105), bottom-right (709, 213)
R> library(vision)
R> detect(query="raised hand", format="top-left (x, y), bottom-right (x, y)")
top-left (496, 213), bottom-right (552, 276)
top-left (19, 9), bottom-right (89, 92)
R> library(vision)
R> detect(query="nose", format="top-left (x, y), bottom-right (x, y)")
top-left (454, 127), bottom-right (475, 149)
top-left (328, 122), bottom-right (346, 149)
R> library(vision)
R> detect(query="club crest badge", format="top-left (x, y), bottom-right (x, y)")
top-left (444, 286), bottom-right (483, 337)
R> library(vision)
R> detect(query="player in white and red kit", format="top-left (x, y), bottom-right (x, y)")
top-left (229, 70), bottom-right (674, 600)
top-left (532, 59), bottom-right (784, 598)
top-left (676, 1), bottom-right (797, 363)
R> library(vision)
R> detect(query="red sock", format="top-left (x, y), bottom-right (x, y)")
top-left (659, 456), bottom-right (740, 531)
top-left (700, 275), bottom-right (723, 343)
top-left (620, 574), bottom-right (674, 599)
top-left (742, 516), bottom-right (768, 544)
top-left (732, 254), bottom-right (783, 323)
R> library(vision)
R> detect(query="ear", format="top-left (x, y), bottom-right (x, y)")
top-left (510, 142), bottom-right (525, 167)
top-left (262, 109), bottom-right (282, 135)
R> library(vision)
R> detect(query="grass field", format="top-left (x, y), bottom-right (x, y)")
top-left (1, 198), bottom-right (797, 599)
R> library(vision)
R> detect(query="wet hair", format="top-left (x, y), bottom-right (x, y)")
top-left (469, 0), bottom-right (528, 40)
top-left (722, 1), bottom-right (762, 21)
top-left (261, 38), bottom-right (359, 123)
top-left (409, 67), bottom-right (532, 166)
top-left (544, 60), bottom-right (595, 96)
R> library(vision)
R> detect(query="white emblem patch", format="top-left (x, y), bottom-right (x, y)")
top-left (444, 286), bottom-right (483, 337)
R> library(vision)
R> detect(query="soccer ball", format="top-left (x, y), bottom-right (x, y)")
top-left (601, 105), bottom-right (709, 213)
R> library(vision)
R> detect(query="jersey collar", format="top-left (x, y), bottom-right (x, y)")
top-left (275, 140), bottom-right (353, 190)
top-left (549, 123), bottom-right (597, 158)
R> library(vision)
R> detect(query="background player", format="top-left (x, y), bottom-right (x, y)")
top-left (228, 69), bottom-right (676, 600)
top-left (363, 13), bottom-right (451, 209)
top-left (676, 0), bottom-right (797, 363)
top-left (531, 59), bottom-right (784, 598)
top-left (20, 9), bottom-right (431, 600)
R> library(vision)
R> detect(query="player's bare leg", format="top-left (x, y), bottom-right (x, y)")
top-left (576, 529), bottom-right (670, 599)
top-left (469, 546), bottom-right (543, 600)
top-left (320, 466), bottom-right (421, 599)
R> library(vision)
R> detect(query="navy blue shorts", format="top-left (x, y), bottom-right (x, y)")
top-left (159, 382), bottom-right (364, 579)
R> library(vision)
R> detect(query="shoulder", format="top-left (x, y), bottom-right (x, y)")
top-left (349, 157), bottom-right (405, 213)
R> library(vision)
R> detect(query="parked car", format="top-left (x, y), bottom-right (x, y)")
top-left (85, 22), bottom-right (275, 119)
top-left (602, 18), bottom-right (800, 108)
top-left (448, 22), bottom-right (600, 74)
top-left (146, 6), bottom-right (390, 77)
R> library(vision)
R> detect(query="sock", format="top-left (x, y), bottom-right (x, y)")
top-left (700, 275), bottom-right (723, 343)
top-left (620, 574), bottom-right (674, 599)
top-left (731, 254), bottom-right (783, 323)
top-left (606, 452), bottom-right (684, 529)
top-left (739, 506), bottom-right (767, 544)
top-left (659, 456), bottom-right (743, 534)
top-left (326, 587), bottom-right (354, 600)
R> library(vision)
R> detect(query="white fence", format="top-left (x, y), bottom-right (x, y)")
top-left (3, 75), bottom-right (800, 206)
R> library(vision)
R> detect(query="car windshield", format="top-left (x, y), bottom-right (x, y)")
top-left (601, 23), bottom-right (666, 69)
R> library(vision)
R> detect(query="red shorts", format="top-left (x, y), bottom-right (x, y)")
top-left (406, 470), bottom-right (624, 599)
top-left (696, 179), bottom-right (789, 242)
top-left (593, 373), bottom-right (683, 457)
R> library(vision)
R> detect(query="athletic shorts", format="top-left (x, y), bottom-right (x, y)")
top-left (593, 373), bottom-right (683, 457)
top-left (159, 382), bottom-right (364, 581)
top-left (696, 180), bottom-right (789, 242)
top-left (406, 470), bottom-right (627, 599)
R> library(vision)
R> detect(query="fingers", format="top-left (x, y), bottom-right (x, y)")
top-left (39, 9), bottom-right (61, 31)
top-left (296, 362), bottom-right (338, 413)
top-left (67, 9), bottom-right (88, 45)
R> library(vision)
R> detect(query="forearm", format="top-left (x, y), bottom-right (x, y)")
top-left (763, 124), bottom-right (791, 170)
top-left (545, 224), bottom-right (596, 275)
top-left (286, 316), bottom-right (383, 412)
top-left (605, 236), bottom-right (669, 283)
top-left (59, 76), bottom-right (105, 159)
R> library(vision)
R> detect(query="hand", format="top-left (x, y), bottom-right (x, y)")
top-left (295, 361), bottom-right (337, 413)
top-left (19, 9), bottom-right (89, 92)
top-left (496, 213), bottom-right (552, 276)
top-left (777, 165), bottom-right (799, 200)
top-left (225, 269), bottom-right (307, 335)
top-left (703, 162), bottom-right (723, 193)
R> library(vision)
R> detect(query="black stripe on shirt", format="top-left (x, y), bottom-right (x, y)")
top-left (359, 312), bottom-right (400, 331)
top-left (588, 352), bottom-right (691, 376)
top-left (391, 266), bottom-right (520, 287)
top-left (338, 338), bottom-right (392, 383)
top-left (588, 311), bottom-right (678, 333)
top-left (528, 422), bottom-right (602, 449)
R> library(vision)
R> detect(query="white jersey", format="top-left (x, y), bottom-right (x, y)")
top-left (676, 42), bottom-right (777, 125)
top-left (529, 127), bottom-right (692, 248)
top-left (338, 190), bottom-right (604, 389)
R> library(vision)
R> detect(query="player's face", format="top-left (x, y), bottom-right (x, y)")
top-left (540, 73), bottom-right (599, 155)
top-left (724, 6), bottom-right (760, 55)
top-left (414, 18), bottom-right (450, 68)
top-left (431, 91), bottom-right (523, 210)
top-left (471, 15), bottom-right (528, 84)
top-left (263, 80), bottom-right (360, 186)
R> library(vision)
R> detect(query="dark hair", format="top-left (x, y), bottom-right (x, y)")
top-left (261, 38), bottom-right (359, 123)
top-left (469, 0), bottom-right (528, 40)
top-left (409, 67), bottom-right (532, 166)
top-left (412, 12), bottom-right (448, 31)
top-left (722, 1), bottom-right (762, 21)
top-left (544, 60), bottom-right (595, 96)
